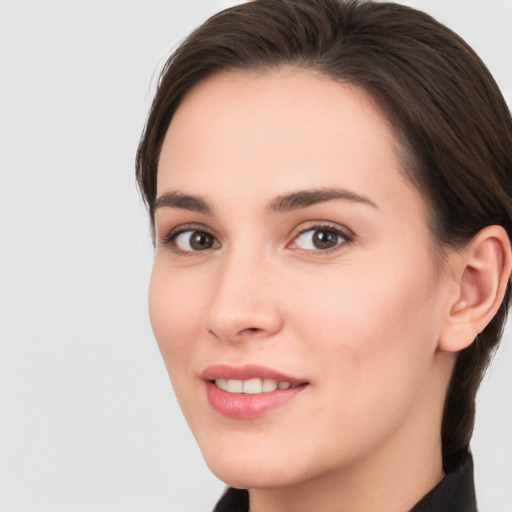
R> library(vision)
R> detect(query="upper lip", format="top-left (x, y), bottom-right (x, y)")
top-left (200, 364), bottom-right (307, 384)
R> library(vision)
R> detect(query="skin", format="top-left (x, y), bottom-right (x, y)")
top-left (150, 69), bottom-right (464, 512)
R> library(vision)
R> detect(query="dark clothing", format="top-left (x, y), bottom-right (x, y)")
top-left (213, 452), bottom-right (477, 512)
top-left (214, 488), bottom-right (250, 512)
top-left (411, 452), bottom-right (477, 512)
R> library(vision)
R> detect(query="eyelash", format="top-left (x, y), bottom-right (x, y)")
top-left (159, 222), bottom-right (354, 255)
top-left (292, 223), bottom-right (354, 254)
top-left (159, 223), bottom-right (215, 254)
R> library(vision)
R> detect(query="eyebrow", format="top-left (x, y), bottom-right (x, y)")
top-left (268, 188), bottom-right (378, 213)
top-left (154, 191), bottom-right (212, 214)
top-left (154, 187), bottom-right (378, 215)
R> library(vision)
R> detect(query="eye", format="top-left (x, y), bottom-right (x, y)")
top-left (291, 226), bottom-right (350, 251)
top-left (167, 229), bottom-right (219, 252)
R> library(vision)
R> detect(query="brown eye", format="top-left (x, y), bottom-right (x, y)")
top-left (174, 230), bottom-right (218, 251)
top-left (293, 227), bottom-right (348, 251)
top-left (312, 230), bottom-right (339, 249)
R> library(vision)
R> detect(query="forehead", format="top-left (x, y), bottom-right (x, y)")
top-left (157, 68), bottom-right (418, 212)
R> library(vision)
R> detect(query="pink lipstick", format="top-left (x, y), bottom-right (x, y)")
top-left (201, 364), bottom-right (308, 419)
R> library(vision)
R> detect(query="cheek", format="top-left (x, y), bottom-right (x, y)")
top-left (276, 263), bottom-right (444, 471)
top-left (148, 263), bottom-right (206, 375)
top-left (292, 258), bottom-right (442, 407)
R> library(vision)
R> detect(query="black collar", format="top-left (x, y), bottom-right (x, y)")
top-left (213, 452), bottom-right (477, 512)
top-left (411, 451), bottom-right (477, 511)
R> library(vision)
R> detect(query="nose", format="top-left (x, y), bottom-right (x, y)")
top-left (203, 250), bottom-right (283, 343)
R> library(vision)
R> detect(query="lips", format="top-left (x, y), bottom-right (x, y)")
top-left (201, 364), bottom-right (309, 419)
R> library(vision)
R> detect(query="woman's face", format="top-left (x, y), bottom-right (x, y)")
top-left (150, 69), bottom-right (455, 489)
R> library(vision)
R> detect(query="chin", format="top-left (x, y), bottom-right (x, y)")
top-left (196, 433), bottom-right (306, 489)
top-left (197, 429), bottom-right (349, 492)
top-left (205, 456), bottom-right (300, 490)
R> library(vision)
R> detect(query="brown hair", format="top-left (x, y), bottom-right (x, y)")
top-left (136, 0), bottom-right (512, 471)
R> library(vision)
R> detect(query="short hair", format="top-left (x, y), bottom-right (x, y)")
top-left (136, 0), bottom-right (512, 472)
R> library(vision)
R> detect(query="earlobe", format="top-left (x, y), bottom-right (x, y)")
top-left (438, 225), bottom-right (512, 353)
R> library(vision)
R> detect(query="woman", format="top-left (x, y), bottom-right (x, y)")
top-left (136, 1), bottom-right (512, 510)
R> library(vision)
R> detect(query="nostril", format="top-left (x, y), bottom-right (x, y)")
top-left (204, 299), bottom-right (283, 341)
top-left (235, 326), bottom-right (263, 337)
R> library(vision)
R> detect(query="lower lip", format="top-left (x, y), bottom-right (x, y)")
top-left (205, 381), bottom-right (307, 419)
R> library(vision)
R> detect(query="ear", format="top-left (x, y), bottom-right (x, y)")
top-left (438, 225), bottom-right (512, 353)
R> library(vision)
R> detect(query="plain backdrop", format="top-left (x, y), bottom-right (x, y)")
top-left (1, 1), bottom-right (511, 511)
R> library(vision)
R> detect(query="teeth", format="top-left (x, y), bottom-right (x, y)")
top-left (243, 378), bottom-right (263, 394)
top-left (215, 378), bottom-right (228, 391)
top-left (226, 379), bottom-right (243, 393)
top-left (262, 378), bottom-right (278, 392)
top-left (214, 378), bottom-right (293, 394)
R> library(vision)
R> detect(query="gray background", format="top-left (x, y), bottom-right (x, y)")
top-left (1, 1), bottom-right (511, 511)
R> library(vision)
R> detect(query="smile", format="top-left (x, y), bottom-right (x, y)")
top-left (202, 365), bottom-right (309, 418)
